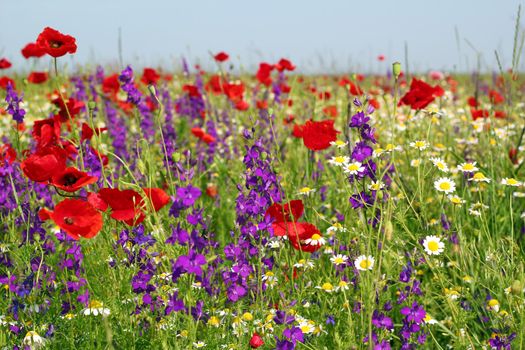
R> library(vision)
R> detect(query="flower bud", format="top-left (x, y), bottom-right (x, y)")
top-left (392, 62), bottom-right (402, 79)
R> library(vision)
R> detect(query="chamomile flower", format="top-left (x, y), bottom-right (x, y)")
top-left (304, 233), bottom-right (326, 246)
top-left (344, 161), bottom-right (364, 175)
top-left (262, 271), bottom-right (278, 287)
top-left (298, 321), bottom-right (315, 334)
top-left (330, 254), bottom-right (349, 266)
top-left (193, 341), bottom-right (207, 348)
top-left (354, 255), bottom-right (375, 271)
top-left (430, 157), bottom-right (449, 172)
top-left (23, 331), bottom-right (47, 349)
top-left (501, 178), bottom-right (522, 187)
top-left (316, 282), bottom-right (335, 293)
top-left (410, 159), bottom-right (422, 167)
top-left (434, 177), bottom-right (456, 194)
top-left (487, 299), bottom-right (500, 312)
top-left (423, 314), bottom-right (438, 325)
top-left (457, 162), bottom-right (478, 173)
top-left (368, 181), bottom-right (385, 191)
top-left (293, 259), bottom-right (315, 269)
top-left (298, 187), bottom-right (315, 196)
top-left (336, 280), bottom-right (349, 291)
top-left (470, 172), bottom-right (491, 183)
top-left (328, 156), bottom-right (350, 167)
top-left (447, 194), bottom-right (465, 206)
top-left (326, 223), bottom-right (347, 236)
top-left (82, 300), bottom-right (110, 317)
top-left (410, 140), bottom-right (429, 150)
top-left (422, 235), bottom-right (445, 255)
top-left (207, 316), bottom-right (221, 327)
top-left (330, 140), bottom-right (348, 149)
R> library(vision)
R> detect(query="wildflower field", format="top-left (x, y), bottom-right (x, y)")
top-left (2, 24), bottom-right (525, 350)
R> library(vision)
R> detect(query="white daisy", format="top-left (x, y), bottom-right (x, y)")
top-left (434, 177), bottom-right (456, 194)
top-left (344, 161), bottom-right (365, 175)
top-left (330, 254), bottom-right (348, 266)
top-left (354, 255), bottom-right (375, 271)
top-left (23, 331), bottom-right (47, 349)
top-left (410, 140), bottom-right (429, 150)
top-left (430, 157), bottom-right (449, 172)
top-left (422, 235), bottom-right (445, 255)
top-left (330, 140), bottom-right (348, 149)
top-left (470, 172), bottom-right (490, 183)
top-left (447, 195), bottom-right (465, 206)
top-left (501, 178), bottom-right (522, 187)
top-left (457, 162), bottom-right (478, 173)
top-left (328, 156), bottom-right (350, 167)
top-left (304, 233), bottom-right (326, 246)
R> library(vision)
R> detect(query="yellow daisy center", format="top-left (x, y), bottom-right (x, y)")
top-left (359, 259), bottom-right (372, 269)
top-left (439, 182), bottom-right (451, 191)
top-left (427, 241), bottom-right (439, 252)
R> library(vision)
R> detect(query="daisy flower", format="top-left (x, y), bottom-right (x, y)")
top-left (457, 162), bottom-right (478, 173)
top-left (447, 194), bottom-right (465, 206)
top-left (434, 177), bottom-right (456, 194)
top-left (354, 255), bottom-right (375, 271)
top-left (429, 157), bottom-right (449, 172)
top-left (326, 222), bottom-right (347, 236)
top-left (193, 341), bottom-right (207, 348)
top-left (368, 180), bottom-right (385, 191)
top-left (330, 140), bottom-right (348, 149)
top-left (298, 187), bottom-right (315, 196)
top-left (501, 178), bottom-right (522, 187)
top-left (328, 155), bottom-right (349, 167)
top-left (304, 233), bottom-right (326, 246)
top-left (410, 159), bottom-right (422, 167)
top-left (344, 161), bottom-right (364, 175)
top-left (422, 235), bottom-right (445, 255)
top-left (487, 299), bottom-right (500, 312)
top-left (82, 300), bottom-right (110, 317)
top-left (23, 331), bottom-right (47, 349)
top-left (316, 282), bottom-right (335, 293)
top-left (335, 280), bottom-right (349, 291)
top-left (293, 259), bottom-right (315, 270)
top-left (410, 140), bottom-right (429, 150)
top-left (470, 172), bottom-right (490, 183)
top-left (330, 254), bottom-right (348, 266)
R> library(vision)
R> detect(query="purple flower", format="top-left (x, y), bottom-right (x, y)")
top-left (349, 111), bottom-right (370, 128)
top-left (372, 310), bottom-right (394, 330)
top-left (5, 83), bottom-right (25, 123)
top-left (400, 302), bottom-right (426, 324)
top-left (352, 141), bottom-right (373, 162)
top-left (177, 185), bottom-right (202, 207)
top-left (283, 326), bottom-right (304, 344)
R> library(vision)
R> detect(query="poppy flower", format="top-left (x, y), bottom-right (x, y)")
top-left (509, 148), bottom-right (519, 165)
top-left (273, 222), bottom-right (323, 253)
top-left (399, 78), bottom-right (444, 110)
top-left (494, 110), bottom-right (506, 119)
top-left (266, 200), bottom-right (304, 223)
top-left (275, 58), bottom-right (295, 72)
top-left (322, 105), bottom-right (338, 118)
top-left (21, 42), bottom-right (46, 59)
top-left (141, 68), bottom-right (160, 85)
top-left (142, 188), bottom-right (171, 211)
top-left (301, 119), bottom-right (339, 151)
top-left (223, 82), bottom-right (245, 102)
top-left (40, 199), bottom-right (103, 240)
top-left (98, 188), bottom-right (146, 226)
top-left (36, 27), bottom-right (77, 58)
top-left (234, 100), bottom-right (249, 111)
top-left (0, 144), bottom-right (16, 166)
top-left (488, 90), bottom-right (504, 105)
top-left (32, 116), bottom-right (62, 148)
top-left (377, 54), bottom-right (385, 61)
top-left (471, 108), bottom-right (489, 120)
top-left (256, 62), bottom-right (274, 86)
top-left (102, 74), bottom-right (120, 96)
top-left (0, 76), bottom-right (15, 90)
top-left (182, 84), bottom-right (201, 98)
top-left (81, 122), bottom-right (107, 142)
top-left (52, 97), bottom-right (85, 121)
top-left (213, 51), bottom-right (229, 62)
top-left (201, 134), bottom-right (216, 144)
top-left (249, 333), bottom-right (264, 348)
top-left (50, 167), bottom-right (98, 192)
top-left (21, 147), bottom-right (67, 182)
top-left (27, 72), bottom-right (49, 84)
top-left (0, 58), bottom-right (12, 69)
top-left (467, 96), bottom-right (478, 108)
top-left (292, 123), bottom-right (304, 138)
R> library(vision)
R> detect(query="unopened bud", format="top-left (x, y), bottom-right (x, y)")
top-left (172, 152), bottom-right (181, 162)
top-left (392, 62), bottom-right (402, 79)
top-left (87, 100), bottom-right (96, 110)
top-left (511, 280), bottom-right (523, 295)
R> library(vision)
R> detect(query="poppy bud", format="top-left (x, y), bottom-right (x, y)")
top-left (392, 62), bottom-right (402, 79)
top-left (249, 332), bottom-right (264, 348)
top-left (511, 280), bottom-right (523, 295)
top-left (87, 100), bottom-right (96, 111)
top-left (172, 152), bottom-right (181, 162)
top-left (509, 148), bottom-right (518, 165)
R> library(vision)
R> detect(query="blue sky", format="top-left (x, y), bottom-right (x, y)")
top-left (1, 0), bottom-right (524, 73)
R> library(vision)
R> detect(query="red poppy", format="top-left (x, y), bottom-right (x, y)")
top-left (0, 144), bottom-right (16, 166)
top-left (470, 108), bottom-right (489, 120)
top-left (292, 123), bottom-right (304, 138)
top-left (488, 90), bottom-right (504, 105)
top-left (322, 105), bottom-right (338, 118)
top-left (275, 58), bottom-right (295, 72)
top-left (377, 54), bottom-right (385, 61)
top-left (235, 100), bottom-right (249, 111)
top-left (40, 199), bottom-right (103, 240)
top-left (52, 97), bottom-right (85, 121)
top-left (36, 27), bottom-right (77, 58)
top-left (223, 82), bottom-right (245, 102)
top-left (301, 119), bottom-right (339, 151)
top-left (206, 184), bottom-right (218, 198)
top-left (202, 134), bottom-right (216, 144)
top-left (256, 62), bottom-right (274, 86)
top-left (273, 222), bottom-right (323, 253)
top-left (0, 58), bottom-right (12, 69)
top-left (141, 68), bottom-right (160, 85)
top-left (102, 74), bottom-right (120, 96)
top-left (98, 188), bottom-right (145, 226)
top-left (81, 123), bottom-right (107, 142)
top-left (142, 188), bottom-right (171, 211)
top-left (50, 167), bottom-right (98, 192)
top-left (32, 116), bottom-right (62, 148)
top-left (399, 78), bottom-right (444, 110)
top-left (205, 75), bottom-right (226, 95)
top-left (349, 81), bottom-right (364, 96)
top-left (249, 333), bottom-right (264, 348)
top-left (467, 96), bottom-right (478, 108)
top-left (21, 147), bottom-right (67, 182)
top-left (369, 98), bottom-right (380, 109)
top-left (27, 72), bottom-right (49, 84)
top-left (266, 200), bottom-right (304, 223)
top-left (256, 100), bottom-right (268, 110)
top-left (21, 42), bottom-right (46, 59)
top-left (213, 51), bottom-right (229, 62)
top-left (509, 148), bottom-right (518, 165)
top-left (183, 84), bottom-right (201, 98)
top-left (0, 76), bottom-right (15, 90)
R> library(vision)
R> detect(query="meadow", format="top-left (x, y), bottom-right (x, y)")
top-left (1, 26), bottom-right (525, 350)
